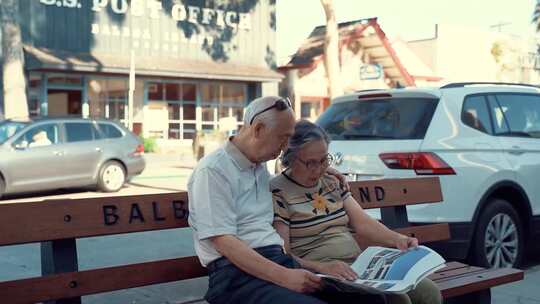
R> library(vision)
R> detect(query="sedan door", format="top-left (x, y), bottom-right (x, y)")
top-left (59, 121), bottom-right (104, 185)
top-left (4, 123), bottom-right (66, 192)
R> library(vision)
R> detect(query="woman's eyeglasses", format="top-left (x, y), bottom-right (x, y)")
top-left (296, 154), bottom-right (334, 171)
top-left (249, 97), bottom-right (292, 125)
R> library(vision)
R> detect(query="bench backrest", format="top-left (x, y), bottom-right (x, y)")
top-left (0, 192), bottom-right (203, 304)
top-left (348, 176), bottom-right (450, 243)
top-left (0, 177), bottom-right (447, 303)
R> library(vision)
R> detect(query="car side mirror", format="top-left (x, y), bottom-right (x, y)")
top-left (14, 140), bottom-right (29, 150)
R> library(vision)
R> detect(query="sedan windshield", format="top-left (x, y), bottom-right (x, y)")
top-left (0, 121), bottom-right (28, 144)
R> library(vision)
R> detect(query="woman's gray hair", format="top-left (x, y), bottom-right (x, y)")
top-left (281, 120), bottom-right (330, 168)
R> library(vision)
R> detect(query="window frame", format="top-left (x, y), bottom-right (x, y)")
top-left (460, 94), bottom-right (494, 135)
top-left (478, 92), bottom-right (540, 138)
top-left (62, 121), bottom-right (100, 143)
top-left (11, 122), bottom-right (61, 149)
top-left (96, 122), bottom-right (125, 139)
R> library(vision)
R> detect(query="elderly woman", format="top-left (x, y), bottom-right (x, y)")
top-left (270, 120), bottom-right (442, 304)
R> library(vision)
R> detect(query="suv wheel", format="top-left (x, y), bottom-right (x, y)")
top-left (97, 161), bottom-right (126, 192)
top-left (471, 198), bottom-right (524, 268)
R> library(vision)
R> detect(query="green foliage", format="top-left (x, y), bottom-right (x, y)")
top-left (140, 136), bottom-right (156, 153)
top-left (491, 42), bottom-right (503, 63)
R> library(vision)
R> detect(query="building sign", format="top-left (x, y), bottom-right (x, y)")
top-left (39, 0), bottom-right (253, 52)
top-left (34, 0), bottom-right (271, 65)
top-left (39, 0), bottom-right (251, 30)
top-left (520, 52), bottom-right (540, 70)
top-left (39, 0), bottom-right (82, 8)
top-left (359, 63), bottom-right (383, 80)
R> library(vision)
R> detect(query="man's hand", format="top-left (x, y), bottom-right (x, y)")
top-left (278, 268), bottom-right (322, 293)
top-left (395, 234), bottom-right (418, 251)
top-left (316, 261), bottom-right (358, 281)
top-left (326, 167), bottom-right (350, 191)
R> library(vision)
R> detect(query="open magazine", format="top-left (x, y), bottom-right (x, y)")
top-left (317, 245), bottom-right (446, 294)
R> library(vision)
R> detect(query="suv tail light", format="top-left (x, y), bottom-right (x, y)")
top-left (132, 144), bottom-right (144, 156)
top-left (379, 152), bottom-right (456, 175)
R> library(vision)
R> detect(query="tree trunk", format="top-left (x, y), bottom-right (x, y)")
top-left (320, 0), bottom-right (343, 101)
top-left (1, 0), bottom-right (28, 119)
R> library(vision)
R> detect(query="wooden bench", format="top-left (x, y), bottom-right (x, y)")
top-left (348, 177), bottom-right (524, 303)
top-left (0, 177), bottom-right (523, 304)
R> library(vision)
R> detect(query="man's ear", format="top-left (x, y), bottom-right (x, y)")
top-left (253, 121), bottom-right (266, 139)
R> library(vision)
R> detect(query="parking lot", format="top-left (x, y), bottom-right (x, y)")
top-left (0, 153), bottom-right (539, 303)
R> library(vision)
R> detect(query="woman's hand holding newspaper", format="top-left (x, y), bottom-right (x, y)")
top-left (317, 260), bottom-right (358, 281)
top-left (395, 235), bottom-right (419, 251)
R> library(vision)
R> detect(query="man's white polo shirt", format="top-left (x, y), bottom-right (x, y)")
top-left (188, 140), bottom-right (284, 266)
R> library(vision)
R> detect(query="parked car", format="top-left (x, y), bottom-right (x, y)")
top-left (317, 82), bottom-right (540, 268)
top-left (0, 117), bottom-right (145, 198)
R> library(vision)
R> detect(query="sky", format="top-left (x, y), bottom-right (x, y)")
top-left (276, 0), bottom-right (538, 65)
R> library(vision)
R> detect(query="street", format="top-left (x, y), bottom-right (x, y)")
top-left (0, 153), bottom-right (539, 303)
top-left (0, 153), bottom-right (194, 204)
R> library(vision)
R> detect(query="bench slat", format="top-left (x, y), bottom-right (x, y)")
top-left (0, 192), bottom-right (189, 246)
top-left (433, 261), bottom-right (469, 273)
top-left (394, 223), bottom-right (450, 243)
top-left (0, 256), bottom-right (208, 304)
top-left (349, 177), bottom-right (443, 209)
top-left (430, 266), bottom-right (485, 282)
top-left (432, 267), bottom-right (524, 298)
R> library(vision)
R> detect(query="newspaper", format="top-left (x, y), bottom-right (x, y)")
top-left (317, 245), bottom-right (446, 294)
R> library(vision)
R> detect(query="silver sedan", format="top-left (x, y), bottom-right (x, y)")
top-left (0, 118), bottom-right (145, 198)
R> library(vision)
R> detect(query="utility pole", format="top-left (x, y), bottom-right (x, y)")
top-left (127, 9), bottom-right (135, 131)
top-left (490, 22), bottom-right (511, 33)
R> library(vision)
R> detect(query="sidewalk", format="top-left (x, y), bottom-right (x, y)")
top-left (142, 151), bottom-right (198, 169)
top-left (129, 152), bottom-right (197, 191)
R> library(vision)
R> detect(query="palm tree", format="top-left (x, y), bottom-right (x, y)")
top-left (320, 0), bottom-right (343, 100)
top-left (1, 0), bottom-right (28, 119)
top-left (533, 0), bottom-right (540, 31)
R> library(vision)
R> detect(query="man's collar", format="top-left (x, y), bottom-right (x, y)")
top-left (225, 138), bottom-right (256, 171)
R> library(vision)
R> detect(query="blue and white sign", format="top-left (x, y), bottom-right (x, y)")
top-left (360, 63), bottom-right (383, 80)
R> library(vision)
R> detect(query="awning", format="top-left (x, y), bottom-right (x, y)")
top-left (23, 45), bottom-right (283, 82)
top-left (279, 18), bottom-right (416, 87)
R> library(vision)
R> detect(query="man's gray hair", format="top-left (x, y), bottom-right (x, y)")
top-left (243, 95), bottom-right (288, 128)
top-left (281, 120), bottom-right (330, 167)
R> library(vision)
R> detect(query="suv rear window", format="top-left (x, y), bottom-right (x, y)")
top-left (317, 98), bottom-right (438, 140)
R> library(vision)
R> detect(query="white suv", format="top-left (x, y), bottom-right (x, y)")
top-left (317, 82), bottom-right (540, 268)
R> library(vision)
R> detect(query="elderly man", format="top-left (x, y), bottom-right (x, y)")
top-left (188, 96), bottom-right (385, 304)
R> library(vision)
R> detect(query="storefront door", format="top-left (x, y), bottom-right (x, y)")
top-left (47, 89), bottom-right (82, 116)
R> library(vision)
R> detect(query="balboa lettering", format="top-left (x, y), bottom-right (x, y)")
top-left (102, 200), bottom-right (188, 226)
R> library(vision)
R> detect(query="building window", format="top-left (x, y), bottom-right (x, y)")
top-left (301, 100), bottom-right (322, 121)
top-left (87, 78), bottom-right (128, 123)
top-left (148, 81), bottom-right (198, 140)
top-left (28, 73), bottom-right (42, 117)
top-left (145, 80), bottom-right (246, 140)
top-left (147, 83), bottom-right (163, 101)
top-left (201, 82), bottom-right (246, 133)
top-left (201, 83), bottom-right (219, 131)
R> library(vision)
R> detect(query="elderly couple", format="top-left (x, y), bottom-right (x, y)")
top-left (188, 96), bottom-right (442, 304)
